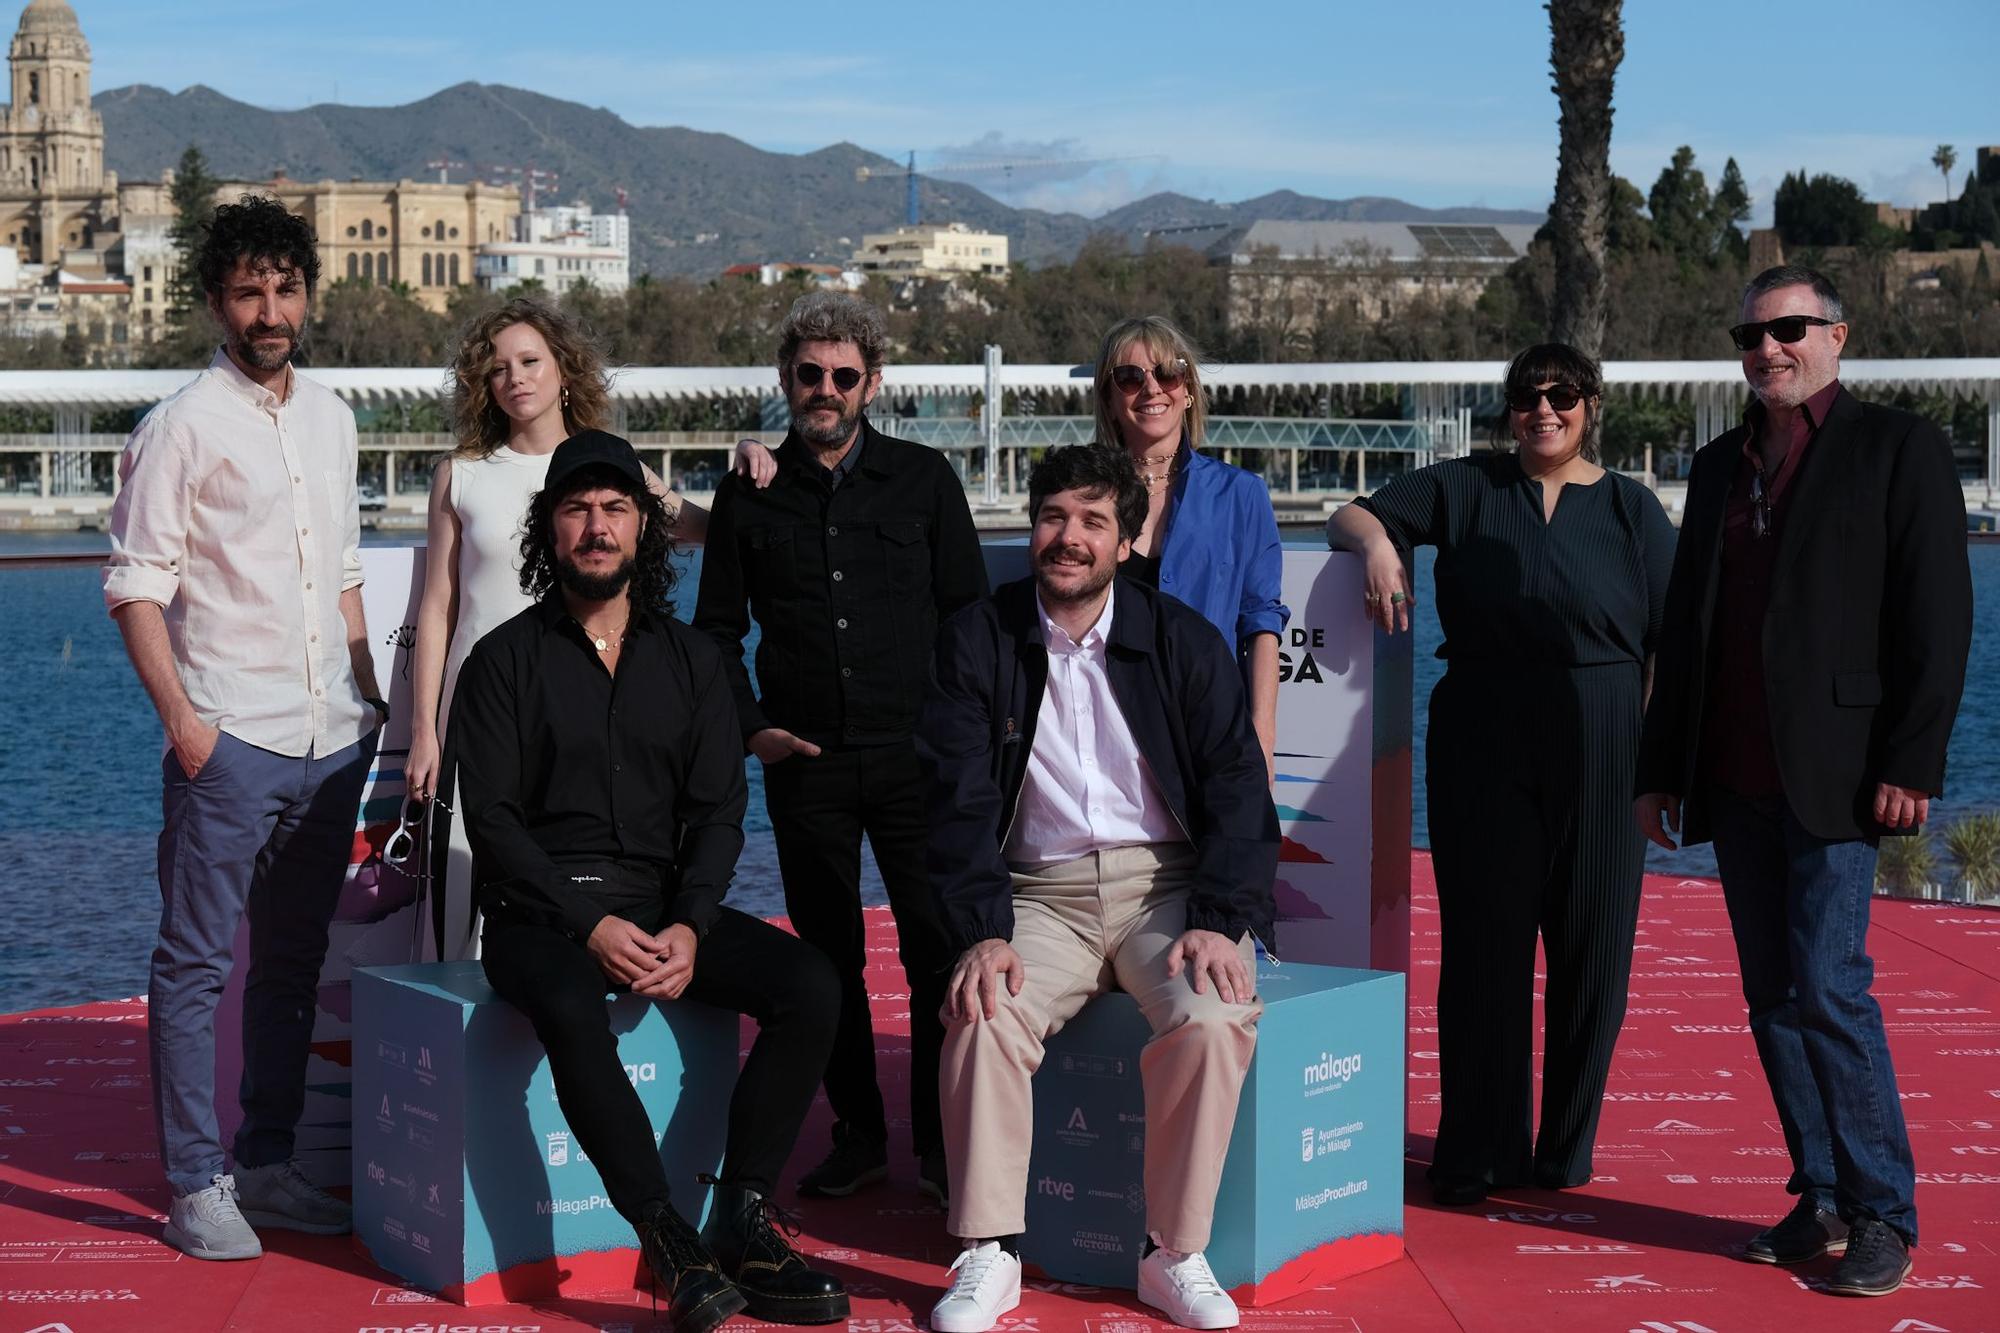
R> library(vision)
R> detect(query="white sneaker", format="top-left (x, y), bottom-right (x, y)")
top-left (164, 1173), bottom-right (263, 1261)
top-left (1138, 1245), bottom-right (1239, 1329)
top-left (234, 1158), bottom-right (352, 1235)
top-left (930, 1240), bottom-right (1022, 1333)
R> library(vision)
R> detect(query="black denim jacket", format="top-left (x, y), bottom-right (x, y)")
top-left (693, 420), bottom-right (988, 750)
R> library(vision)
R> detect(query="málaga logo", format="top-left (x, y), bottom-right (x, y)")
top-left (1303, 1051), bottom-right (1362, 1096)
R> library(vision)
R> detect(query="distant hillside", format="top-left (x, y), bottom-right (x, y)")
top-left (96, 82), bottom-right (1545, 278)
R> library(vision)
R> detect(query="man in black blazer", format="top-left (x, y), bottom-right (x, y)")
top-left (1636, 265), bottom-right (1973, 1298)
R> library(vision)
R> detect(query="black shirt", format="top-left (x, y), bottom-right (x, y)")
top-left (693, 419), bottom-right (989, 749)
top-left (450, 595), bottom-right (748, 942)
top-left (1120, 549), bottom-right (1161, 588)
top-left (1355, 453), bottom-right (1674, 670)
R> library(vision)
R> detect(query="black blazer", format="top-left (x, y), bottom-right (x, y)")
top-left (1636, 386), bottom-right (1973, 843)
top-left (915, 576), bottom-right (1279, 953)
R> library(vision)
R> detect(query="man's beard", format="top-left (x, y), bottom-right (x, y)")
top-left (1034, 545), bottom-right (1115, 606)
top-left (556, 549), bottom-right (636, 601)
top-left (232, 319), bottom-right (303, 371)
top-left (791, 394), bottom-right (864, 448)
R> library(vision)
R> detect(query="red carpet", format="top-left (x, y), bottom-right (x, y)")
top-left (2, 854), bottom-right (1996, 1332)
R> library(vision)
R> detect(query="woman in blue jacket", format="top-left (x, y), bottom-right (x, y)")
top-left (1091, 316), bottom-right (1289, 778)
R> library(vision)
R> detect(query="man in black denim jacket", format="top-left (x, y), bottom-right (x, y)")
top-left (694, 291), bottom-right (986, 1203)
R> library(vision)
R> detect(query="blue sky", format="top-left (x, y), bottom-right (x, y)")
top-left (76, 0), bottom-right (1998, 224)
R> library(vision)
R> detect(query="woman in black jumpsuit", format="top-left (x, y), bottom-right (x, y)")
top-left (1328, 344), bottom-right (1675, 1205)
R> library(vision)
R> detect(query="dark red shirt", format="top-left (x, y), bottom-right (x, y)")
top-left (1700, 380), bottom-right (1843, 796)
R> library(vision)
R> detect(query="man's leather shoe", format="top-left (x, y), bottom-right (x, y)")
top-left (1827, 1217), bottom-right (1912, 1296)
top-left (1429, 1175), bottom-right (1488, 1207)
top-left (700, 1178), bottom-right (849, 1324)
top-left (638, 1201), bottom-right (746, 1333)
top-left (795, 1122), bottom-right (888, 1198)
top-left (1743, 1197), bottom-right (1848, 1264)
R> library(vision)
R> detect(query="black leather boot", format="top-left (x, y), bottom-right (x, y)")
top-left (638, 1200), bottom-right (747, 1333)
top-left (699, 1177), bottom-right (850, 1324)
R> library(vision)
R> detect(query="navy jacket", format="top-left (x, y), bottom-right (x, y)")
top-left (916, 575), bottom-right (1278, 953)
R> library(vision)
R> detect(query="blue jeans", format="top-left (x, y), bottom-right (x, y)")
top-left (1707, 786), bottom-right (1916, 1243)
top-left (150, 728), bottom-right (376, 1198)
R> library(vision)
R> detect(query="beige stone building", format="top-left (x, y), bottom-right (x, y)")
top-left (852, 221), bottom-right (1009, 281)
top-left (0, 0), bottom-right (112, 266)
top-left (246, 174), bottom-right (518, 314)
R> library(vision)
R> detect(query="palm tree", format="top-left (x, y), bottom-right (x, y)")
top-left (1932, 144), bottom-right (1958, 207)
top-left (1547, 0), bottom-right (1626, 358)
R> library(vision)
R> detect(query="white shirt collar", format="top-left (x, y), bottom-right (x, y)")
top-left (208, 344), bottom-right (294, 411)
top-left (1035, 579), bottom-right (1115, 653)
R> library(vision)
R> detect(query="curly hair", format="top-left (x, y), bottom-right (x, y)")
top-left (1028, 445), bottom-right (1147, 545)
top-left (516, 465), bottom-right (679, 615)
top-left (1092, 315), bottom-right (1210, 453)
top-left (1495, 341), bottom-right (1605, 462)
top-left (776, 290), bottom-right (889, 374)
top-left (197, 194), bottom-right (322, 300)
top-left (448, 297), bottom-right (612, 459)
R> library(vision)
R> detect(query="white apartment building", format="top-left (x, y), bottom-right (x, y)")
top-left (476, 197), bottom-right (631, 296)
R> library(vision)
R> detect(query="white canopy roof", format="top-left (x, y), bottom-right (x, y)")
top-left (0, 359), bottom-right (1994, 410)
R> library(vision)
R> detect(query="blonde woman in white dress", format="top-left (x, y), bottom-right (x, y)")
top-left (404, 297), bottom-right (773, 958)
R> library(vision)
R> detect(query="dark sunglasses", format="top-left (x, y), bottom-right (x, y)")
top-left (1728, 315), bottom-right (1837, 351)
top-left (1505, 384), bottom-right (1585, 414)
top-left (1110, 359), bottom-right (1188, 392)
top-left (1750, 467), bottom-right (1773, 540)
top-left (793, 362), bottom-right (865, 392)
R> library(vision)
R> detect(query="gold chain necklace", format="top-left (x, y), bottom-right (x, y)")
top-left (1135, 449), bottom-right (1179, 491)
top-left (586, 619), bottom-right (628, 652)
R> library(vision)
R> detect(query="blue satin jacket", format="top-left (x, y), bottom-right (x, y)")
top-left (1156, 445), bottom-right (1290, 656)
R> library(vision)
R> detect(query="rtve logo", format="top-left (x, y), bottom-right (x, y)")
top-left (1035, 1176), bottom-right (1074, 1202)
top-left (1304, 1051), bottom-right (1362, 1093)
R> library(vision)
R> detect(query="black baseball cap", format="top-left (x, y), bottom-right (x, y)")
top-left (544, 429), bottom-right (646, 494)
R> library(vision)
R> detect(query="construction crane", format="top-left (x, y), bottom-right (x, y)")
top-left (855, 151), bottom-right (1160, 226)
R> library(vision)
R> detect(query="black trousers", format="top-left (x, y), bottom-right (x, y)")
top-left (763, 740), bottom-right (952, 1156)
top-left (481, 891), bottom-right (839, 1228)
top-left (1425, 663), bottom-right (1645, 1189)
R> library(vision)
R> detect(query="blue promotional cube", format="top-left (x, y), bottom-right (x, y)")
top-left (1022, 962), bottom-right (1404, 1304)
top-left (351, 962), bottom-right (736, 1304)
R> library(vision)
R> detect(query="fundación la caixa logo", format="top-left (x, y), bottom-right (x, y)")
top-left (1303, 1051), bottom-right (1363, 1098)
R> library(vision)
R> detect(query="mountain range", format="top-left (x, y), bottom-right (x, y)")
top-left (94, 81), bottom-right (1546, 279)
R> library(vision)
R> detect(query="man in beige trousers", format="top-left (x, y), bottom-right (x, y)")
top-left (914, 446), bottom-right (1279, 1332)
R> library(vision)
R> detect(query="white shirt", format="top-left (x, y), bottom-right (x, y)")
top-left (103, 347), bottom-right (373, 759)
top-left (1004, 582), bottom-right (1187, 865)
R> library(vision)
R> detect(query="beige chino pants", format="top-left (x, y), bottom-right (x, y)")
top-left (940, 842), bottom-right (1261, 1253)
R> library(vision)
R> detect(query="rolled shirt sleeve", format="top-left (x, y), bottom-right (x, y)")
top-left (103, 412), bottom-right (195, 612)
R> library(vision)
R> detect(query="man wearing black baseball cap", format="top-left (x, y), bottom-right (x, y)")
top-left (451, 431), bottom-right (849, 1330)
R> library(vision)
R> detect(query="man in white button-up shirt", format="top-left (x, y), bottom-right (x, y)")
top-left (918, 447), bottom-right (1278, 1333)
top-left (104, 198), bottom-right (384, 1263)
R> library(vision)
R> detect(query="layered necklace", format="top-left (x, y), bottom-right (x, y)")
top-left (1135, 447), bottom-right (1180, 492)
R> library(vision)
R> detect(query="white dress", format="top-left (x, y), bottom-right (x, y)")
top-left (429, 445), bottom-right (552, 960)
